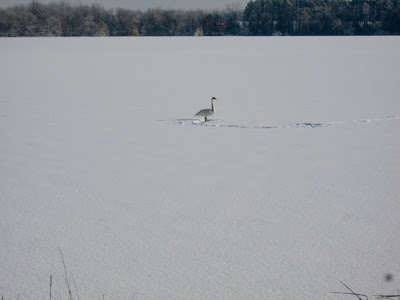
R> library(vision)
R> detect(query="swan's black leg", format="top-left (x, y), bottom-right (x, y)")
top-left (205, 117), bottom-right (207, 122)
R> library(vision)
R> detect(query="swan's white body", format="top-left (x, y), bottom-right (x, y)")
top-left (195, 97), bottom-right (216, 121)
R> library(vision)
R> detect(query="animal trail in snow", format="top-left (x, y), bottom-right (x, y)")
top-left (163, 115), bottom-right (400, 129)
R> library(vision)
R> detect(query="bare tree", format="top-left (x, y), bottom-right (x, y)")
top-left (225, 1), bottom-right (243, 35)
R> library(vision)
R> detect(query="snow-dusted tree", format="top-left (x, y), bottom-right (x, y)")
top-left (224, 1), bottom-right (243, 35)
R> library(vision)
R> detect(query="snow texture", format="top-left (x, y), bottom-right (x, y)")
top-left (1, 36), bottom-right (400, 299)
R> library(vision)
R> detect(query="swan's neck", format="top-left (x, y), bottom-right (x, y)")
top-left (211, 99), bottom-right (215, 112)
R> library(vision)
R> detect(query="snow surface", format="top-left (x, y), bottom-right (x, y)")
top-left (0, 36), bottom-right (399, 299)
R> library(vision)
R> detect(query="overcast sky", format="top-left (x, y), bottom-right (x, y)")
top-left (0, 0), bottom-right (249, 10)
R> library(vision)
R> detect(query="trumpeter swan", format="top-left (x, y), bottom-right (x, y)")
top-left (195, 97), bottom-right (217, 121)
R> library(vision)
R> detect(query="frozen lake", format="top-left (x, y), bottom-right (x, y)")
top-left (1, 36), bottom-right (400, 299)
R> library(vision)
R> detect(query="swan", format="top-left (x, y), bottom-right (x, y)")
top-left (195, 97), bottom-right (217, 121)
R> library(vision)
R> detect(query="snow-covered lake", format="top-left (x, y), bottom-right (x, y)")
top-left (1, 36), bottom-right (399, 299)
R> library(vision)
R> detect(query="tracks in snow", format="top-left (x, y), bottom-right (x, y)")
top-left (161, 115), bottom-right (399, 129)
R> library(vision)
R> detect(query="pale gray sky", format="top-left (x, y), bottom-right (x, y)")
top-left (0, 0), bottom-right (248, 10)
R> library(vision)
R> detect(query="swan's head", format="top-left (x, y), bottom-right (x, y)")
top-left (212, 97), bottom-right (217, 100)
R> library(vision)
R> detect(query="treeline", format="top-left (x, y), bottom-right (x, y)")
top-left (0, 1), bottom-right (241, 37)
top-left (0, 0), bottom-right (399, 37)
top-left (244, 0), bottom-right (400, 35)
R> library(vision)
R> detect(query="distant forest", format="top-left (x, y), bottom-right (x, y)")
top-left (0, 0), bottom-right (399, 36)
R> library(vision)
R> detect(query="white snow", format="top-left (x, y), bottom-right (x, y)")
top-left (0, 36), bottom-right (399, 299)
